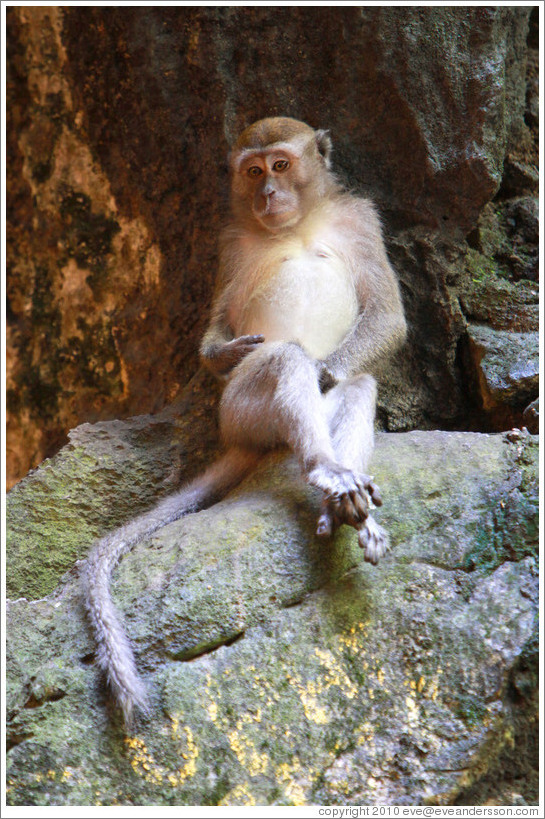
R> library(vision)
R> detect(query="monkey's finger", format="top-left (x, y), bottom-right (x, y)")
top-left (358, 524), bottom-right (371, 550)
top-left (331, 492), bottom-right (361, 528)
top-left (358, 525), bottom-right (379, 564)
top-left (364, 550), bottom-right (379, 566)
top-left (239, 334), bottom-right (265, 344)
top-left (358, 519), bottom-right (390, 564)
top-left (353, 475), bottom-right (367, 494)
top-left (350, 490), bottom-right (369, 522)
top-left (366, 481), bottom-right (383, 507)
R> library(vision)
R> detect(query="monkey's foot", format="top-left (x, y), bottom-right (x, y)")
top-left (358, 515), bottom-right (390, 565)
top-left (308, 462), bottom-right (370, 529)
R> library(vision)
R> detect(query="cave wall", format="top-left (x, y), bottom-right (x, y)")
top-left (6, 5), bottom-right (538, 488)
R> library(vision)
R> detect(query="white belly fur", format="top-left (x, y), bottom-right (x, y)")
top-left (234, 248), bottom-right (358, 360)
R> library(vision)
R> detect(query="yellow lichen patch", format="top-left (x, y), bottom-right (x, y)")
top-left (204, 673), bottom-right (232, 730)
top-left (405, 695), bottom-right (419, 727)
top-left (249, 669), bottom-right (279, 709)
top-left (275, 759), bottom-right (307, 806)
top-left (228, 729), bottom-right (269, 776)
top-left (285, 671), bottom-right (329, 724)
top-left (218, 782), bottom-right (256, 806)
top-left (337, 621), bottom-right (368, 653)
top-left (315, 647), bottom-right (359, 700)
top-left (299, 689), bottom-right (330, 725)
top-left (237, 707), bottom-right (263, 726)
top-left (171, 720), bottom-right (199, 782)
top-left (125, 723), bottom-right (198, 788)
top-left (125, 736), bottom-right (164, 785)
top-left (356, 721), bottom-right (376, 748)
top-left (285, 644), bottom-right (362, 725)
top-left (284, 781), bottom-right (307, 806)
top-left (421, 672), bottom-right (441, 702)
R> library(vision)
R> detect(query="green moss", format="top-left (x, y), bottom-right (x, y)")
top-left (455, 694), bottom-right (488, 728)
top-left (465, 248), bottom-right (498, 284)
top-left (463, 492), bottom-right (538, 574)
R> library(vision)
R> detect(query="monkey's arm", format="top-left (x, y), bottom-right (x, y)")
top-left (323, 204), bottom-right (407, 380)
top-left (323, 286), bottom-right (406, 381)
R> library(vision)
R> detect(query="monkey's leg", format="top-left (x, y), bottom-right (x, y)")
top-left (318, 374), bottom-right (390, 564)
top-left (219, 342), bottom-right (368, 525)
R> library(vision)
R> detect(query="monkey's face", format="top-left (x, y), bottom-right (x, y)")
top-left (230, 131), bottom-right (333, 232)
top-left (235, 149), bottom-right (307, 231)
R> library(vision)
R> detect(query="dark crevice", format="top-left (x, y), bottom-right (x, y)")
top-left (23, 689), bottom-right (67, 709)
top-left (80, 652), bottom-right (96, 665)
top-left (6, 731), bottom-right (35, 752)
top-left (172, 629), bottom-right (246, 663)
top-left (280, 594), bottom-right (309, 610)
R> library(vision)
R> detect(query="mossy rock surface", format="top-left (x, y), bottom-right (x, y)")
top-left (6, 421), bottom-right (539, 806)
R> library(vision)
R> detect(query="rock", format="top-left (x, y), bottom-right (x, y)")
top-left (499, 158), bottom-right (539, 199)
top-left (6, 368), bottom-right (221, 600)
top-left (461, 277), bottom-right (539, 333)
top-left (6, 5), bottom-right (534, 486)
top-left (467, 325), bottom-right (539, 411)
top-left (6, 422), bottom-right (539, 806)
top-left (464, 198), bottom-right (539, 286)
top-left (461, 269), bottom-right (538, 333)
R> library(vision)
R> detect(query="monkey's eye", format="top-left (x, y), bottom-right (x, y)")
top-left (272, 159), bottom-right (290, 172)
top-left (247, 166), bottom-right (264, 178)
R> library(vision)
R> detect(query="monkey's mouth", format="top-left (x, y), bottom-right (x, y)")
top-left (256, 207), bottom-right (299, 229)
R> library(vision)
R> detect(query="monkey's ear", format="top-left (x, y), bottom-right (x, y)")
top-left (315, 129), bottom-right (332, 168)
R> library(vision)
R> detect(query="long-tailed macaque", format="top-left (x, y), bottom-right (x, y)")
top-left (82, 117), bottom-right (407, 726)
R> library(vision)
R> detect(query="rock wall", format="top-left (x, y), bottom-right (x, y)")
top-left (6, 5), bottom-right (538, 488)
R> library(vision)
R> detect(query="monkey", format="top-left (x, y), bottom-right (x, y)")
top-left (82, 116), bottom-right (407, 727)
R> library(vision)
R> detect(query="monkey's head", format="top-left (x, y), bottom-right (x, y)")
top-left (229, 117), bottom-right (336, 232)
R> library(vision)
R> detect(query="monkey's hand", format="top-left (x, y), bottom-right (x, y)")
top-left (204, 334), bottom-right (265, 376)
top-left (317, 361), bottom-right (338, 393)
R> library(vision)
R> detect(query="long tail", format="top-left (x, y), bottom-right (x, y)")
top-left (81, 447), bottom-right (259, 727)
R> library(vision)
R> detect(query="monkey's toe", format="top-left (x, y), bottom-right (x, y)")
top-left (329, 486), bottom-right (369, 529)
top-left (316, 512), bottom-right (334, 538)
top-left (316, 498), bottom-right (343, 538)
top-left (358, 516), bottom-right (389, 564)
top-left (364, 478), bottom-right (383, 507)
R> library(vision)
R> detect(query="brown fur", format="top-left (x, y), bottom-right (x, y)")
top-left (234, 116), bottom-right (316, 152)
